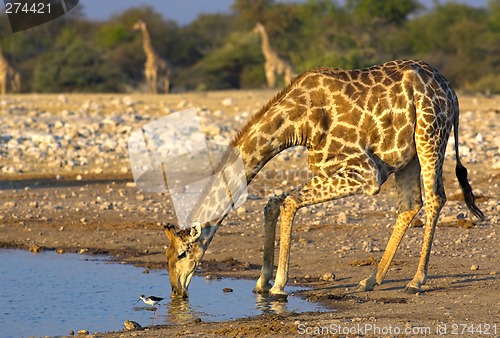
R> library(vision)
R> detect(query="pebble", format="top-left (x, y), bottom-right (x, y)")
top-left (124, 320), bottom-right (143, 331)
top-left (321, 272), bottom-right (336, 281)
top-left (77, 329), bottom-right (89, 335)
top-left (337, 212), bottom-right (349, 224)
top-left (470, 265), bottom-right (479, 271)
top-left (28, 243), bottom-right (42, 253)
top-left (221, 97), bottom-right (234, 106)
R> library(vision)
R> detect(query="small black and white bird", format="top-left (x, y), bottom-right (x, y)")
top-left (137, 295), bottom-right (164, 309)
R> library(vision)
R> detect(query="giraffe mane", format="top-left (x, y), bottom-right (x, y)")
top-left (230, 71), bottom-right (309, 147)
top-left (181, 71), bottom-right (309, 230)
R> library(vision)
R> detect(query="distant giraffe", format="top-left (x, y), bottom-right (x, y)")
top-left (0, 44), bottom-right (21, 94)
top-left (163, 60), bottom-right (484, 299)
top-left (253, 22), bottom-right (295, 88)
top-left (133, 20), bottom-right (171, 94)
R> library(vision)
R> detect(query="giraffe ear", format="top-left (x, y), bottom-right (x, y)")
top-left (189, 222), bottom-right (202, 242)
top-left (164, 223), bottom-right (177, 242)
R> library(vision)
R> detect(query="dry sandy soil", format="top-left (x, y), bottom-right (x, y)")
top-left (0, 91), bottom-right (498, 337)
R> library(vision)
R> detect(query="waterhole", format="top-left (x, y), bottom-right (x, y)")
top-left (0, 249), bottom-right (327, 337)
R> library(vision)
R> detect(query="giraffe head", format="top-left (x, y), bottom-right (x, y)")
top-left (132, 19), bottom-right (146, 31)
top-left (253, 22), bottom-right (264, 33)
top-left (164, 222), bottom-right (205, 299)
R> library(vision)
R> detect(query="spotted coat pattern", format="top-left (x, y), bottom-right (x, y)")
top-left (165, 60), bottom-right (484, 299)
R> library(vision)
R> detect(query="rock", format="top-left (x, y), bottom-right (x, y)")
top-left (273, 188), bottom-right (283, 196)
top-left (58, 94), bottom-right (68, 103)
top-left (124, 320), bottom-right (143, 331)
top-left (28, 243), bottom-right (43, 253)
top-left (221, 97), bottom-right (234, 106)
top-left (470, 265), bottom-right (479, 271)
top-left (223, 287), bottom-right (233, 293)
top-left (77, 329), bottom-right (89, 335)
top-left (337, 212), bottom-right (349, 224)
top-left (474, 133), bottom-right (484, 143)
top-left (56, 248), bottom-right (65, 254)
top-left (411, 218), bottom-right (424, 227)
top-left (321, 272), bottom-right (336, 281)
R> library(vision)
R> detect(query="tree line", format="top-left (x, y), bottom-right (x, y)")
top-left (1, 0), bottom-right (499, 93)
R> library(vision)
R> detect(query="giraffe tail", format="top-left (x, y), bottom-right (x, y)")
top-left (453, 101), bottom-right (485, 220)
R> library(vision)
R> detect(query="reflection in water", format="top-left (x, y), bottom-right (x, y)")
top-left (164, 292), bottom-right (301, 325)
top-left (166, 297), bottom-right (201, 324)
top-left (255, 294), bottom-right (288, 314)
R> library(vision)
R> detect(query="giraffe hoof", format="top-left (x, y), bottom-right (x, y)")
top-left (253, 283), bottom-right (272, 294)
top-left (404, 286), bottom-right (421, 294)
top-left (269, 292), bottom-right (288, 302)
top-left (356, 278), bottom-right (376, 292)
top-left (356, 283), bottom-right (374, 292)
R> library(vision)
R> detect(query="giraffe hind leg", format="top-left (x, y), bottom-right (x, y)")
top-left (265, 65), bottom-right (276, 88)
top-left (405, 121), bottom-right (448, 294)
top-left (357, 156), bottom-right (423, 291)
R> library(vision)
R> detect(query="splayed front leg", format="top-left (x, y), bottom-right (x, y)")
top-left (269, 196), bottom-right (298, 300)
top-left (270, 168), bottom-right (371, 300)
top-left (254, 195), bottom-right (285, 294)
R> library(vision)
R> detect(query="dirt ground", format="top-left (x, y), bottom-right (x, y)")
top-left (0, 91), bottom-right (498, 337)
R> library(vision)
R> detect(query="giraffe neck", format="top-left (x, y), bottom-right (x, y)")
top-left (189, 88), bottom-right (305, 248)
top-left (140, 26), bottom-right (156, 60)
top-left (257, 27), bottom-right (275, 61)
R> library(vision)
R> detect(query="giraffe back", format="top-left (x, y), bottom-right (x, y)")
top-left (264, 60), bottom-right (457, 175)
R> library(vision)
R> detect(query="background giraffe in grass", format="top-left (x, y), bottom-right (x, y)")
top-left (0, 44), bottom-right (21, 94)
top-left (133, 20), bottom-right (171, 94)
top-left (253, 22), bottom-right (295, 88)
top-left (164, 60), bottom-right (484, 299)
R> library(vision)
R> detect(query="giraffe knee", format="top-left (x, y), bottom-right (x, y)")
top-left (264, 195), bottom-right (285, 219)
top-left (281, 195), bottom-right (299, 215)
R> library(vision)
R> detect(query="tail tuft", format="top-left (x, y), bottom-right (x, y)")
top-left (455, 164), bottom-right (485, 220)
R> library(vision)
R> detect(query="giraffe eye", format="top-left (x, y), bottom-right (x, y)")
top-left (178, 251), bottom-right (187, 260)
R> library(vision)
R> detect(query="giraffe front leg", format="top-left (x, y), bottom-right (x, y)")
top-left (270, 171), bottom-right (369, 300)
top-left (269, 196), bottom-right (298, 300)
top-left (254, 195), bottom-right (285, 294)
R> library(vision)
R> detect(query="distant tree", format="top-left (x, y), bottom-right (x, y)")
top-left (232, 0), bottom-right (275, 28)
top-left (193, 31), bottom-right (262, 90)
top-left (346, 0), bottom-right (421, 25)
top-left (174, 13), bottom-right (234, 67)
top-left (32, 41), bottom-right (123, 92)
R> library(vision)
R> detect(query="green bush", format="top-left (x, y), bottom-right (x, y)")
top-left (32, 42), bottom-right (124, 92)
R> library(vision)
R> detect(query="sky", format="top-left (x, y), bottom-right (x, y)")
top-left (80, 0), bottom-right (489, 25)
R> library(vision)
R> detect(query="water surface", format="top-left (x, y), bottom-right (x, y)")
top-left (0, 249), bottom-right (326, 337)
